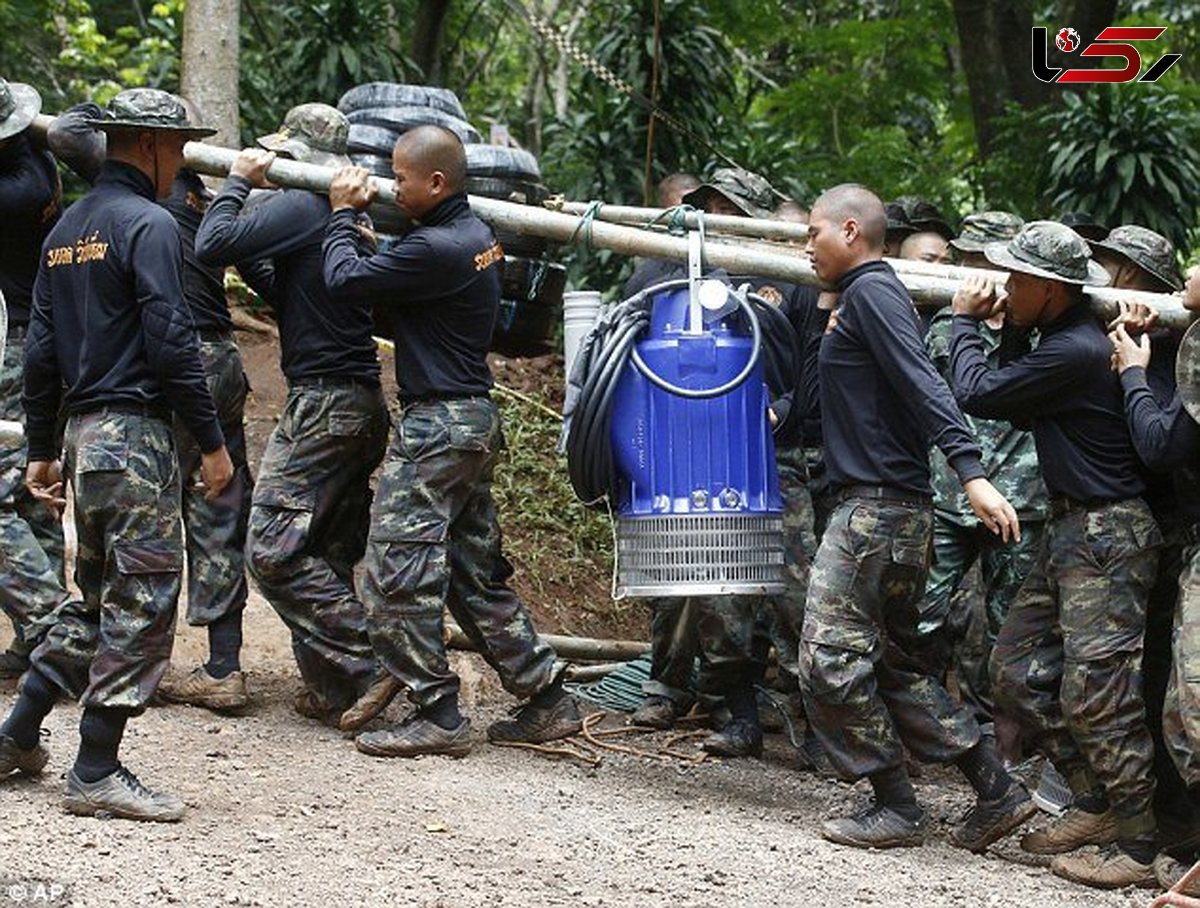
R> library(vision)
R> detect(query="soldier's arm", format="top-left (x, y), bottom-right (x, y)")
top-left (129, 209), bottom-right (224, 455)
top-left (195, 177), bottom-right (316, 267)
top-left (46, 103), bottom-right (106, 184)
top-left (0, 141), bottom-right (56, 215)
top-left (21, 262), bottom-right (62, 463)
top-left (1119, 369), bottom-right (1200, 470)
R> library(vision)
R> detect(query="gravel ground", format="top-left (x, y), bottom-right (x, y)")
top-left (0, 601), bottom-right (1149, 908)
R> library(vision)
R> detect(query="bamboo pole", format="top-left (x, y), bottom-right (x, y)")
top-left (444, 623), bottom-right (649, 662)
top-left (28, 114), bottom-right (1194, 330)
top-left (547, 198), bottom-right (809, 242)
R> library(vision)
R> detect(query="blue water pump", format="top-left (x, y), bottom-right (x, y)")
top-left (607, 273), bottom-right (785, 598)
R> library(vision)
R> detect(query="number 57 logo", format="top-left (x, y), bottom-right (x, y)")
top-left (1032, 26), bottom-right (1183, 84)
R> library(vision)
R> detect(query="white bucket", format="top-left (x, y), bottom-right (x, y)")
top-left (562, 290), bottom-right (603, 380)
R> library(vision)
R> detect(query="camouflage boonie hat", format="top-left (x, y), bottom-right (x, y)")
top-left (0, 78), bottom-right (41, 140)
top-left (84, 88), bottom-right (216, 137)
top-left (893, 195), bottom-right (955, 240)
top-left (1090, 224), bottom-right (1182, 291)
top-left (951, 211), bottom-right (1025, 253)
top-left (1058, 211), bottom-right (1109, 242)
top-left (984, 220), bottom-right (1110, 286)
top-left (682, 168), bottom-right (776, 219)
top-left (885, 201), bottom-right (915, 238)
top-left (258, 103), bottom-right (350, 169)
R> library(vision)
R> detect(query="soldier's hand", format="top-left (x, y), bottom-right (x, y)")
top-left (230, 149), bottom-right (278, 188)
top-left (817, 291), bottom-right (839, 311)
top-left (25, 460), bottom-right (66, 519)
top-left (1106, 299), bottom-right (1158, 333)
top-left (952, 274), bottom-right (1004, 321)
top-left (198, 446), bottom-right (235, 502)
top-left (1108, 322), bottom-right (1151, 373)
top-left (964, 477), bottom-right (1020, 543)
top-left (329, 166), bottom-right (377, 213)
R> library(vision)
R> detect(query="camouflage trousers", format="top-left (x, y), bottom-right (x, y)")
top-left (31, 410), bottom-right (182, 709)
top-left (173, 337), bottom-right (251, 626)
top-left (1163, 540), bottom-right (1200, 787)
top-left (0, 338), bottom-right (66, 655)
top-left (642, 596), bottom-right (701, 706)
top-left (768, 445), bottom-right (818, 690)
top-left (916, 517), bottom-right (1045, 724)
top-left (361, 397), bottom-right (555, 710)
top-left (798, 497), bottom-right (981, 781)
top-left (990, 498), bottom-right (1161, 837)
top-left (246, 380), bottom-right (388, 707)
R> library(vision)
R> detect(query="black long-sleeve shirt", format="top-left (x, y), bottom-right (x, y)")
top-left (949, 306), bottom-right (1145, 503)
top-left (0, 134), bottom-right (61, 328)
top-left (805, 260), bottom-right (983, 496)
top-left (322, 192), bottom-right (497, 397)
top-left (23, 161), bottom-right (222, 460)
top-left (1120, 366), bottom-right (1200, 525)
top-left (196, 175), bottom-right (379, 384)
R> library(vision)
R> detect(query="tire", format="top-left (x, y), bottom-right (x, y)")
top-left (465, 144), bottom-right (541, 181)
top-left (347, 106), bottom-right (482, 144)
top-left (349, 153), bottom-right (394, 179)
top-left (493, 226), bottom-right (549, 259)
top-left (491, 298), bottom-right (557, 357)
top-left (465, 176), bottom-right (549, 206)
top-left (338, 82), bottom-right (467, 120)
top-left (347, 124), bottom-right (404, 157)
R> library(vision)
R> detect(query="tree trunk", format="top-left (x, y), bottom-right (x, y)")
top-left (180, 0), bottom-right (241, 148)
top-left (412, 0), bottom-right (454, 85)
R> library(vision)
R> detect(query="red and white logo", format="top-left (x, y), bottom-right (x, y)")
top-left (1055, 27), bottom-right (1080, 52)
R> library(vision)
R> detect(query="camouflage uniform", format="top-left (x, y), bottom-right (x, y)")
top-left (642, 596), bottom-right (700, 707)
top-left (1163, 539), bottom-right (1200, 787)
top-left (361, 397), bottom-right (556, 709)
top-left (799, 498), bottom-right (981, 779)
top-left (990, 499), bottom-right (1162, 835)
top-left (174, 337), bottom-right (251, 627)
top-left (922, 306), bottom-right (1047, 722)
top-left (32, 410), bottom-right (183, 709)
top-left (0, 336), bottom-right (66, 654)
top-left (763, 444), bottom-right (817, 689)
top-left (246, 380), bottom-right (388, 707)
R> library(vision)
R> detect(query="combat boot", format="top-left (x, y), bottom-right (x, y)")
top-left (157, 667), bottom-right (248, 712)
top-left (64, 766), bottom-right (185, 822)
top-left (1154, 853), bottom-right (1199, 895)
top-left (950, 782), bottom-right (1037, 853)
top-left (0, 734), bottom-right (49, 779)
top-left (629, 695), bottom-right (677, 730)
top-left (356, 714), bottom-right (472, 758)
top-left (1021, 807), bottom-right (1118, 855)
top-left (1050, 846), bottom-right (1157, 889)
top-left (822, 803), bottom-right (928, 849)
top-left (293, 687), bottom-right (349, 727)
top-left (701, 718), bottom-right (763, 758)
top-left (487, 681), bottom-right (582, 745)
top-left (340, 674), bottom-right (405, 733)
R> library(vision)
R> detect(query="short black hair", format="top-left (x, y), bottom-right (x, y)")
top-left (394, 124), bottom-right (467, 193)
top-left (812, 183), bottom-right (887, 249)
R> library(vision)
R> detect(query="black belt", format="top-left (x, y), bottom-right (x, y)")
top-left (289, 375), bottom-right (380, 391)
top-left (74, 401), bottom-right (171, 422)
top-left (834, 484), bottom-right (932, 508)
top-left (398, 390), bottom-right (490, 406)
top-left (1048, 496), bottom-right (1124, 519)
top-left (197, 328), bottom-right (233, 343)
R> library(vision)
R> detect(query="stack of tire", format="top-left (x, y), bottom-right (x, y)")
top-left (337, 82), bottom-right (565, 357)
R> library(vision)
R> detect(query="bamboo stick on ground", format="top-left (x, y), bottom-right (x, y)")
top-left (444, 623), bottom-right (649, 663)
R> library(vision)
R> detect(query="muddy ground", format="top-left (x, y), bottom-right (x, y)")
top-left (0, 328), bottom-right (1152, 907)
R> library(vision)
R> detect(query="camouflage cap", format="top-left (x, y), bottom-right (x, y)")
top-left (83, 88), bottom-right (216, 137)
top-left (1058, 211), bottom-right (1109, 242)
top-left (950, 211), bottom-right (1025, 253)
top-left (893, 195), bottom-right (955, 240)
top-left (681, 168), bottom-right (776, 219)
top-left (984, 220), bottom-right (1110, 286)
top-left (258, 103), bottom-right (350, 169)
top-left (0, 78), bottom-right (41, 140)
top-left (884, 201), bottom-right (916, 238)
top-left (1090, 224), bottom-right (1182, 291)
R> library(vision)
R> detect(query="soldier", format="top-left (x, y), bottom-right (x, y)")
top-left (0, 77), bottom-right (66, 679)
top-left (195, 104), bottom-right (389, 728)
top-left (919, 212), bottom-right (1047, 764)
top-left (320, 124), bottom-right (582, 757)
top-left (773, 198), bottom-right (809, 224)
top-left (47, 99), bottom-right (261, 712)
top-left (655, 171), bottom-right (700, 209)
top-left (1109, 266), bottom-right (1200, 894)
top-left (799, 183), bottom-right (1031, 852)
top-left (950, 221), bottom-right (1163, 887)
top-left (0, 89), bottom-right (233, 820)
top-left (1059, 211), bottom-right (1109, 243)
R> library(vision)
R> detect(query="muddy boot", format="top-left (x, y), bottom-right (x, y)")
top-left (1154, 853), bottom-right (1199, 895)
top-left (822, 803), bottom-right (928, 849)
top-left (950, 782), bottom-right (1037, 853)
top-left (293, 687), bottom-right (350, 728)
top-left (64, 766), bottom-right (185, 823)
top-left (157, 667), bottom-right (249, 712)
top-left (0, 734), bottom-right (49, 780)
top-left (487, 678), bottom-right (582, 745)
top-left (1021, 808), bottom-right (1119, 855)
top-left (1031, 761), bottom-right (1072, 817)
top-left (1050, 846), bottom-right (1157, 889)
top-left (356, 714), bottom-right (472, 759)
top-left (340, 674), bottom-right (405, 733)
top-left (629, 695), bottom-right (676, 730)
top-left (701, 718), bottom-right (763, 758)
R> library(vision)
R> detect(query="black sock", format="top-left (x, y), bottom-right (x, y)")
top-left (1074, 788), bottom-right (1109, 814)
top-left (1120, 839), bottom-right (1157, 865)
top-left (204, 613), bottom-right (243, 679)
top-left (422, 696), bottom-right (464, 730)
top-left (73, 707), bottom-right (129, 783)
top-left (0, 669), bottom-right (58, 750)
top-left (870, 765), bottom-right (920, 817)
top-left (956, 740), bottom-right (1012, 801)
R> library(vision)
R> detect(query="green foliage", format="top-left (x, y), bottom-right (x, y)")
top-left (1043, 87), bottom-right (1200, 250)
